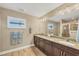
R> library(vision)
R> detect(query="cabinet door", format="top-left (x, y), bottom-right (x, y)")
top-left (39, 39), bottom-right (46, 51)
top-left (44, 40), bottom-right (63, 56)
top-left (61, 51), bottom-right (74, 56)
top-left (34, 36), bottom-right (40, 47)
top-left (51, 45), bottom-right (62, 56)
top-left (43, 40), bottom-right (54, 56)
top-left (45, 44), bottom-right (54, 56)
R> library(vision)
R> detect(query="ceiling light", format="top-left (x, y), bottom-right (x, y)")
top-left (40, 17), bottom-right (47, 22)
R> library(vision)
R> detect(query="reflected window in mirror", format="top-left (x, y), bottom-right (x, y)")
top-left (48, 23), bottom-right (54, 30)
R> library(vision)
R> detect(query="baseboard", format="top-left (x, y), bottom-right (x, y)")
top-left (0, 44), bottom-right (34, 55)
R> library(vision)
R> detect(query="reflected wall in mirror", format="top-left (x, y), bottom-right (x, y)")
top-left (70, 24), bottom-right (78, 31)
top-left (62, 24), bottom-right (70, 37)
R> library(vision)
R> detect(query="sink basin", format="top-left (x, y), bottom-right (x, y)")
top-left (58, 40), bottom-right (75, 47)
top-left (39, 34), bottom-right (76, 47)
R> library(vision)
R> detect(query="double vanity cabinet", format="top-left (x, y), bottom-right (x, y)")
top-left (34, 35), bottom-right (79, 56)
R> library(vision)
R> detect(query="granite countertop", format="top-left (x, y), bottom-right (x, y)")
top-left (35, 34), bottom-right (79, 50)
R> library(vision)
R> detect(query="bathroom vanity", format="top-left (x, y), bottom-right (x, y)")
top-left (34, 35), bottom-right (79, 56)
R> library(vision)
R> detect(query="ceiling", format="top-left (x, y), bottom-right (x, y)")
top-left (49, 4), bottom-right (79, 22)
top-left (0, 3), bottom-right (63, 17)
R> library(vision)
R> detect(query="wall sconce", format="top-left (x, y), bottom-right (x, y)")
top-left (29, 27), bottom-right (32, 34)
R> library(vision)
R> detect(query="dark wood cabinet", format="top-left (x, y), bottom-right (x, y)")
top-left (43, 40), bottom-right (54, 55)
top-left (34, 36), bottom-right (79, 56)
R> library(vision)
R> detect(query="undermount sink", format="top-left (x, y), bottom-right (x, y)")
top-left (39, 34), bottom-right (76, 46)
top-left (58, 40), bottom-right (75, 47)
